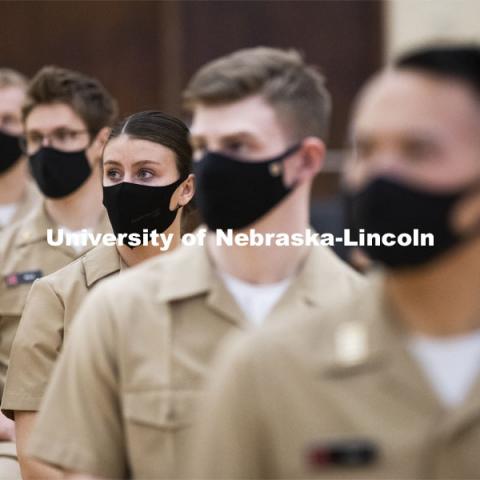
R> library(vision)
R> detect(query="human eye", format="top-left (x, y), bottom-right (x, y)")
top-left (191, 141), bottom-right (207, 160)
top-left (224, 139), bottom-right (247, 155)
top-left (1, 115), bottom-right (16, 129)
top-left (354, 138), bottom-right (375, 161)
top-left (53, 128), bottom-right (70, 144)
top-left (403, 139), bottom-right (436, 161)
top-left (105, 168), bottom-right (122, 181)
top-left (27, 132), bottom-right (43, 144)
top-left (26, 131), bottom-right (44, 151)
top-left (137, 168), bottom-right (154, 181)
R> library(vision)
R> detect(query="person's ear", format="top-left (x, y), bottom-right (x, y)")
top-left (283, 137), bottom-right (326, 187)
top-left (87, 127), bottom-right (111, 167)
top-left (178, 174), bottom-right (195, 207)
top-left (171, 174), bottom-right (195, 210)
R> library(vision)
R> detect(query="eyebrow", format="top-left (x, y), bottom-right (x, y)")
top-left (220, 132), bottom-right (257, 142)
top-left (26, 126), bottom-right (74, 134)
top-left (103, 159), bottom-right (163, 166)
top-left (189, 131), bottom-right (259, 146)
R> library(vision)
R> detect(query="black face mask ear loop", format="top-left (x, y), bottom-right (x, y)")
top-left (169, 175), bottom-right (190, 212)
top-left (268, 141), bottom-right (304, 188)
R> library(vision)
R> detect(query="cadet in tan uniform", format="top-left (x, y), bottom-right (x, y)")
top-left (0, 69), bottom-right (37, 479)
top-left (27, 47), bottom-right (363, 479)
top-left (1, 110), bottom-right (194, 480)
top-left (0, 65), bottom-right (117, 478)
top-left (0, 68), bottom-right (39, 233)
top-left (186, 44), bottom-right (480, 479)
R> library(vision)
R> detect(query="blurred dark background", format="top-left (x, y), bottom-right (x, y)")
top-left (0, 0), bottom-right (384, 195)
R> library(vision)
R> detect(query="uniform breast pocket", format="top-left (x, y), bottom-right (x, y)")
top-left (122, 389), bottom-right (201, 479)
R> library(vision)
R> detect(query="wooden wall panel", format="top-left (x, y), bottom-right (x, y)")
top-left (1, 0), bottom-right (383, 197)
top-left (0, 1), bottom-right (159, 115)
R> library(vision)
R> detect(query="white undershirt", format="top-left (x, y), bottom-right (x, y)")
top-left (60, 226), bottom-right (93, 254)
top-left (219, 271), bottom-right (292, 327)
top-left (0, 203), bottom-right (18, 227)
top-left (407, 331), bottom-right (480, 408)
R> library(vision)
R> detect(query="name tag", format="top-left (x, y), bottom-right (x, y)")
top-left (306, 439), bottom-right (378, 469)
top-left (4, 270), bottom-right (43, 287)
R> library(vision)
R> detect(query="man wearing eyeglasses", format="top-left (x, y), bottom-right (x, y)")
top-left (0, 69), bottom-right (39, 234)
top-left (0, 65), bottom-right (116, 479)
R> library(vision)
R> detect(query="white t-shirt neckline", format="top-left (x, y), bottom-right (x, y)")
top-left (0, 203), bottom-right (18, 227)
top-left (407, 330), bottom-right (480, 408)
top-left (219, 270), bottom-right (292, 327)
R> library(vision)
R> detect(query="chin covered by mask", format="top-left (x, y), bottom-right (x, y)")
top-left (29, 147), bottom-right (92, 198)
top-left (193, 144), bottom-right (301, 231)
top-left (345, 176), bottom-right (479, 269)
top-left (102, 177), bottom-right (185, 248)
top-left (0, 130), bottom-right (23, 174)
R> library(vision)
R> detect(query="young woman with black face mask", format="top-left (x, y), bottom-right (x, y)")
top-left (1, 110), bottom-right (194, 480)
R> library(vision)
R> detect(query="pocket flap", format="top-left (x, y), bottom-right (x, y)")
top-left (122, 390), bottom-right (199, 429)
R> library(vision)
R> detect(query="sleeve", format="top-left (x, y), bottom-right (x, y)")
top-left (1, 278), bottom-right (65, 418)
top-left (26, 284), bottom-right (129, 479)
top-left (185, 332), bottom-right (268, 479)
top-left (0, 230), bottom-right (17, 398)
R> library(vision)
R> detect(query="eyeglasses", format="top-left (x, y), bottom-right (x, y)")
top-left (20, 128), bottom-right (90, 154)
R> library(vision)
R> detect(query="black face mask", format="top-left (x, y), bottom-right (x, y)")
top-left (29, 147), bottom-right (92, 198)
top-left (102, 178), bottom-right (184, 248)
top-left (0, 130), bottom-right (22, 174)
top-left (193, 144), bottom-right (301, 231)
top-left (345, 176), bottom-right (479, 269)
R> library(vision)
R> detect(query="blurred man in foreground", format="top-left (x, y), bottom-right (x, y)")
top-left (187, 44), bottom-right (480, 479)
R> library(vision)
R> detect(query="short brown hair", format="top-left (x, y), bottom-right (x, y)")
top-left (0, 68), bottom-right (28, 90)
top-left (183, 47), bottom-right (331, 140)
top-left (23, 66), bottom-right (118, 134)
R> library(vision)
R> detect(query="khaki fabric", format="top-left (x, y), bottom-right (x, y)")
top-left (6, 182), bottom-right (40, 232)
top-left (1, 243), bottom-right (123, 418)
top-left (0, 182), bottom-right (40, 234)
top-left (187, 274), bottom-right (480, 479)
top-left (0, 203), bottom-right (110, 397)
top-left (0, 442), bottom-right (20, 480)
top-left (28, 240), bottom-right (363, 479)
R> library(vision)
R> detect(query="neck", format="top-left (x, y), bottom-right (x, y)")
top-left (45, 165), bottom-right (104, 230)
top-left (0, 158), bottom-right (28, 204)
top-left (116, 215), bottom-right (182, 267)
top-left (207, 188), bottom-right (310, 283)
top-left (385, 239), bottom-right (480, 337)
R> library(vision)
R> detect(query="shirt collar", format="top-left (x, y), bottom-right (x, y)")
top-left (14, 203), bottom-right (111, 253)
top-left (83, 243), bottom-right (124, 288)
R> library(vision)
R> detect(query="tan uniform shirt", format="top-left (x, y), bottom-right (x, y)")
top-left (28, 241), bottom-right (363, 479)
top-left (0, 182), bottom-right (40, 234)
top-left (5, 182), bottom-right (40, 231)
top-left (187, 274), bottom-right (480, 479)
top-left (1, 243), bottom-right (123, 417)
top-left (0, 203), bottom-right (110, 396)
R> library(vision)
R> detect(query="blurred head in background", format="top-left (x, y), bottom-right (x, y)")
top-left (0, 68), bottom-right (27, 175)
top-left (0, 68), bottom-right (36, 230)
top-left (345, 44), bottom-right (480, 273)
top-left (22, 65), bottom-right (118, 200)
top-left (184, 46), bottom-right (330, 233)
